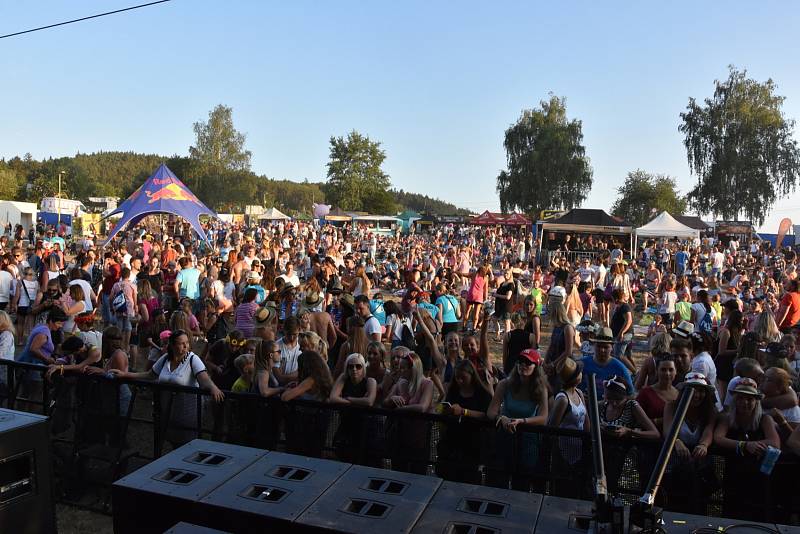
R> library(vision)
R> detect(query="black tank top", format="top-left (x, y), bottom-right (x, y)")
top-left (342, 377), bottom-right (368, 399)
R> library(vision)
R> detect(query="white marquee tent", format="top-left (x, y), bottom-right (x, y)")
top-left (0, 201), bottom-right (37, 232)
top-left (258, 207), bottom-right (290, 221)
top-left (635, 211), bottom-right (700, 249)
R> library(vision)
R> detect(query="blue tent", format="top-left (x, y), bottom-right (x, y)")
top-left (103, 164), bottom-right (218, 244)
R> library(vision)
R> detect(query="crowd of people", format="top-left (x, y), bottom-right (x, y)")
top-left (0, 219), bottom-right (799, 515)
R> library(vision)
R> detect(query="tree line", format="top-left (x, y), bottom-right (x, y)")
top-left (0, 106), bottom-right (467, 218)
top-left (496, 66), bottom-right (800, 227)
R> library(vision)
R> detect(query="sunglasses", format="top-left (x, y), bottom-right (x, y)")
top-left (517, 359), bottom-right (534, 367)
top-left (347, 364), bottom-right (364, 370)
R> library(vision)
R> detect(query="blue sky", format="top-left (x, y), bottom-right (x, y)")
top-left (2, 1), bottom-right (800, 230)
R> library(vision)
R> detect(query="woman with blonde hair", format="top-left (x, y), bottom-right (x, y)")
top-left (564, 282), bottom-right (584, 326)
top-left (635, 331), bottom-right (672, 389)
top-left (350, 264), bottom-right (371, 298)
top-left (544, 296), bottom-right (575, 391)
top-left (754, 310), bottom-right (781, 344)
top-left (299, 330), bottom-right (329, 362)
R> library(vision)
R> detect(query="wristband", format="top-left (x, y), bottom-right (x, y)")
top-left (464, 409), bottom-right (469, 417)
top-left (60, 365), bottom-right (64, 375)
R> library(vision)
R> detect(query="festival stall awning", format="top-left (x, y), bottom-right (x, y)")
top-left (539, 208), bottom-right (632, 235)
top-left (471, 210), bottom-right (531, 226)
top-left (258, 207), bottom-right (290, 220)
top-left (673, 215), bottom-right (710, 231)
top-left (635, 211), bottom-right (700, 240)
top-left (102, 164), bottom-right (218, 244)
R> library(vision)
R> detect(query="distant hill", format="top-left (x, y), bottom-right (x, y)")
top-left (0, 151), bottom-right (473, 217)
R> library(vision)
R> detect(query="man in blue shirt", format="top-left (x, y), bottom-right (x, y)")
top-left (580, 326), bottom-right (634, 397)
top-left (675, 246), bottom-right (689, 276)
top-left (174, 256), bottom-right (201, 301)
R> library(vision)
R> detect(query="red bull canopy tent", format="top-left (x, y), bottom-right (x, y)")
top-left (102, 164), bottom-right (218, 244)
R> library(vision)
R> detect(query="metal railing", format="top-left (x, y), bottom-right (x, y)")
top-left (0, 359), bottom-right (797, 524)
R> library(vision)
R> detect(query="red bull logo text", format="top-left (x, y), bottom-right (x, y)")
top-left (145, 183), bottom-right (200, 204)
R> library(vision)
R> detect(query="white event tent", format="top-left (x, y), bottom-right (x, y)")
top-left (258, 207), bottom-right (291, 221)
top-left (634, 211), bottom-right (700, 249)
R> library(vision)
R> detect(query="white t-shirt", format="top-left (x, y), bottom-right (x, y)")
top-left (0, 271), bottom-right (12, 304)
top-left (712, 252), bottom-right (725, 270)
top-left (364, 315), bottom-right (382, 338)
top-left (691, 352), bottom-right (721, 410)
top-left (152, 352), bottom-right (206, 387)
top-left (277, 338), bottom-right (302, 376)
top-left (69, 279), bottom-right (94, 312)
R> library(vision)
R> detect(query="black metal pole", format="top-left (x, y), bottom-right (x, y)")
top-left (630, 386), bottom-right (695, 532)
top-left (642, 386), bottom-right (694, 505)
top-left (587, 374), bottom-right (608, 502)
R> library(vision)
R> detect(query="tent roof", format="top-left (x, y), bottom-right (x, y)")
top-left (258, 207), bottom-right (290, 220)
top-left (0, 201), bottom-right (37, 214)
top-left (471, 210), bottom-right (531, 226)
top-left (545, 208), bottom-right (629, 227)
top-left (540, 209), bottom-right (632, 234)
top-left (673, 215), bottom-right (710, 230)
top-left (635, 211), bottom-right (700, 239)
top-left (103, 164), bottom-right (218, 244)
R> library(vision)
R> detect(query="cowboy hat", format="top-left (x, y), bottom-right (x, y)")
top-left (328, 278), bottom-right (344, 295)
top-left (589, 326), bottom-right (614, 345)
top-left (340, 293), bottom-right (355, 310)
top-left (672, 321), bottom-right (694, 338)
top-left (731, 377), bottom-right (764, 399)
top-left (255, 306), bottom-right (275, 325)
top-left (558, 357), bottom-right (583, 384)
top-left (677, 372), bottom-right (716, 393)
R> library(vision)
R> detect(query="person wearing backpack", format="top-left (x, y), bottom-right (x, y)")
top-left (435, 283), bottom-right (461, 335)
top-left (111, 267), bottom-right (137, 352)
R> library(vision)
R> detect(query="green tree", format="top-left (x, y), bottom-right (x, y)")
top-left (496, 95), bottom-right (593, 217)
top-left (189, 104), bottom-right (252, 198)
top-left (325, 130), bottom-right (391, 211)
top-left (611, 170), bottom-right (688, 227)
top-left (679, 66), bottom-right (800, 225)
top-left (0, 168), bottom-right (20, 199)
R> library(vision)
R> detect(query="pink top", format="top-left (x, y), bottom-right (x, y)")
top-left (468, 274), bottom-right (486, 303)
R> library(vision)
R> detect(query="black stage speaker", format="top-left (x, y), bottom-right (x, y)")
top-left (199, 451), bottom-right (351, 533)
top-left (661, 511), bottom-right (783, 533)
top-left (533, 495), bottom-right (593, 533)
top-left (0, 408), bottom-right (55, 534)
top-left (112, 439), bottom-right (265, 534)
top-left (163, 522), bottom-right (232, 534)
top-left (295, 464), bottom-right (442, 533)
top-left (412, 481), bottom-right (543, 534)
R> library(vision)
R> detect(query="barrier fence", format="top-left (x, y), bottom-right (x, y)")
top-left (0, 359), bottom-right (797, 524)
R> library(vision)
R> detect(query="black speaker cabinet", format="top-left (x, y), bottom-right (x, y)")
top-left (412, 481), bottom-right (543, 533)
top-left (112, 439), bottom-right (265, 534)
top-left (163, 522), bottom-right (232, 534)
top-left (661, 511), bottom-right (780, 533)
top-left (295, 464), bottom-right (442, 533)
top-left (0, 408), bottom-right (55, 534)
top-left (533, 495), bottom-right (593, 533)
top-left (199, 451), bottom-right (351, 532)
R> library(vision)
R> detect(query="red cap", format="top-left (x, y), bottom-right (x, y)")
top-left (519, 349), bottom-right (542, 365)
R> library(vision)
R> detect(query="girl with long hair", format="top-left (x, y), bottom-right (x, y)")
top-left (350, 264), bottom-right (371, 297)
top-left (464, 264), bottom-right (488, 332)
top-left (335, 316), bottom-right (368, 378)
top-left (716, 302), bottom-right (744, 394)
top-left (281, 350), bottom-right (333, 402)
top-left (544, 296), bottom-right (575, 391)
top-left (251, 340), bottom-right (284, 398)
top-left (487, 348), bottom-right (549, 490)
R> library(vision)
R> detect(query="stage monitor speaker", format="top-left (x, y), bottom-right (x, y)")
top-left (0, 408), bottom-right (55, 534)
top-left (163, 522), bottom-right (232, 534)
top-left (112, 439), bottom-right (265, 534)
top-left (533, 495), bottom-right (593, 534)
top-left (661, 511), bottom-right (782, 533)
top-left (199, 451), bottom-right (351, 532)
top-left (296, 464), bottom-right (442, 533)
top-left (412, 481), bottom-right (543, 534)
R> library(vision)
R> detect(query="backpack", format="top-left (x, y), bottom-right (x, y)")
top-left (112, 289), bottom-right (128, 314)
top-left (399, 319), bottom-right (417, 352)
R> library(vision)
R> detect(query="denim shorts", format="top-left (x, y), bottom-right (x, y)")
top-left (116, 314), bottom-right (133, 332)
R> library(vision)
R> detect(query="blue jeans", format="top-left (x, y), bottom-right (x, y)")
top-left (613, 340), bottom-right (629, 361)
top-left (101, 293), bottom-right (116, 326)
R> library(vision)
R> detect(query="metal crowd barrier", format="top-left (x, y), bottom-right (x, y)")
top-left (0, 359), bottom-right (797, 524)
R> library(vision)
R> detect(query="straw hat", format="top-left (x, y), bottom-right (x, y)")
top-left (589, 326), bottom-right (614, 345)
top-left (255, 306), bottom-right (275, 325)
top-left (731, 377), bottom-right (764, 399)
top-left (672, 321), bottom-right (694, 339)
top-left (340, 293), bottom-right (355, 310)
top-left (677, 372), bottom-right (716, 393)
top-left (558, 358), bottom-right (583, 384)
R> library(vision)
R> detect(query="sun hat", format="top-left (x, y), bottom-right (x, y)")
top-left (672, 321), bottom-right (695, 338)
top-left (518, 348), bottom-right (542, 365)
top-left (340, 293), bottom-right (355, 310)
top-left (732, 377), bottom-right (764, 399)
top-left (558, 358), bottom-right (584, 384)
top-left (246, 271), bottom-right (262, 283)
top-left (548, 286), bottom-right (567, 300)
top-left (590, 326), bottom-right (615, 345)
top-left (255, 306), bottom-right (275, 325)
top-left (677, 372), bottom-right (716, 392)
